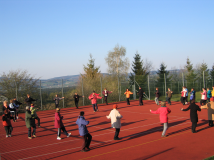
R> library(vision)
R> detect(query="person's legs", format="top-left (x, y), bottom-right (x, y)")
top-left (16, 108), bottom-right (19, 118)
top-left (75, 101), bottom-right (78, 108)
top-left (155, 97), bottom-right (159, 105)
top-left (186, 96), bottom-right (188, 103)
top-left (55, 104), bottom-right (59, 108)
top-left (95, 103), bottom-right (98, 111)
top-left (162, 123), bottom-right (168, 136)
top-left (168, 98), bottom-right (171, 105)
top-left (105, 96), bottom-right (108, 105)
top-left (209, 120), bottom-right (213, 127)
top-left (85, 133), bottom-right (92, 149)
top-left (82, 134), bottom-right (87, 151)
top-left (32, 126), bottom-right (36, 136)
top-left (61, 126), bottom-right (68, 136)
top-left (28, 127), bottom-right (32, 137)
top-left (58, 128), bottom-right (61, 137)
top-left (114, 128), bottom-right (120, 139)
top-left (9, 125), bottom-right (13, 135)
top-left (139, 96), bottom-right (142, 105)
top-left (192, 122), bottom-right (197, 133)
top-left (92, 104), bottom-right (96, 112)
top-left (4, 126), bottom-right (9, 136)
top-left (127, 98), bottom-right (130, 105)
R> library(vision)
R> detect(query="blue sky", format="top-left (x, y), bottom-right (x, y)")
top-left (0, 0), bottom-right (213, 79)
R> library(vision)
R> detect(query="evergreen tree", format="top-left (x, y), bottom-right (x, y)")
top-left (129, 52), bottom-right (148, 90)
top-left (156, 63), bottom-right (171, 96)
top-left (210, 64), bottom-right (214, 80)
top-left (185, 57), bottom-right (197, 89)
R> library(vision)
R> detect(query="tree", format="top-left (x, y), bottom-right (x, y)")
top-left (210, 64), bottom-right (214, 80)
top-left (129, 52), bottom-right (150, 91)
top-left (83, 54), bottom-right (100, 79)
top-left (185, 57), bottom-right (197, 89)
top-left (156, 63), bottom-right (171, 96)
top-left (0, 70), bottom-right (39, 106)
top-left (105, 44), bottom-right (130, 77)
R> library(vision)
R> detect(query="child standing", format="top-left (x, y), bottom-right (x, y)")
top-left (73, 93), bottom-right (84, 109)
top-left (124, 89), bottom-right (133, 105)
top-left (189, 88), bottom-right (196, 104)
top-left (180, 87), bottom-right (187, 105)
top-left (207, 88), bottom-right (212, 102)
top-left (166, 88), bottom-right (173, 105)
top-left (53, 94), bottom-right (64, 108)
top-left (25, 106), bottom-right (36, 139)
top-left (76, 111), bottom-right (92, 152)
top-left (201, 97), bottom-right (214, 127)
top-left (9, 99), bottom-right (17, 122)
top-left (106, 104), bottom-right (123, 140)
top-left (55, 108), bottom-right (71, 140)
top-left (200, 88), bottom-right (207, 106)
top-left (30, 104), bottom-right (41, 127)
top-left (2, 109), bottom-right (13, 137)
top-left (102, 88), bottom-right (113, 105)
top-left (88, 91), bottom-right (102, 112)
top-left (181, 99), bottom-right (201, 133)
top-left (13, 97), bottom-right (22, 119)
top-left (154, 88), bottom-right (160, 105)
top-left (150, 101), bottom-right (171, 137)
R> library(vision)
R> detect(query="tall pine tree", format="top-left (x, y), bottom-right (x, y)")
top-left (185, 57), bottom-right (197, 90)
top-left (210, 64), bottom-right (214, 81)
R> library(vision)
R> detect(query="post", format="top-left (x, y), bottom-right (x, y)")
top-left (118, 75), bottom-right (120, 101)
top-left (82, 77), bottom-right (84, 106)
top-left (62, 79), bottom-right (64, 108)
top-left (100, 77), bottom-right (103, 103)
top-left (164, 73), bottom-right (166, 97)
top-left (40, 80), bottom-right (42, 110)
top-left (15, 81), bottom-right (18, 100)
top-left (203, 71), bottom-right (205, 88)
top-left (148, 75), bottom-right (150, 100)
top-left (178, 81), bottom-right (179, 94)
top-left (182, 72), bottom-right (184, 87)
top-left (119, 85), bottom-right (121, 101)
top-left (134, 75), bottom-right (136, 100)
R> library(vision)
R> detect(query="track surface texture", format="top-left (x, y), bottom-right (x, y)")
top-left (1, 100), bottom-right (213, 160)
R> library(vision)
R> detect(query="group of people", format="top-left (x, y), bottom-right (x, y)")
top-left (2, 86), bottom-right (214, 152)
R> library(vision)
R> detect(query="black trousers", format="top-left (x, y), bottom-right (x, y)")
top-left (114, 128), bottom-right (120, 139)
top-left (55, 104), bottom-right (59, 108)
top-left (209, 120), bottom-right (213, 127)
top-left (104, 96), bottom-right (108, 105)
top-left (58, 126), bottom-right (68, 137)
top-left (82, 133), bottom-right (92, 150)
top-left (181, 97), bottom-right (186, 105)
top-left (92, 104), bottom-right (98, 111)
top-left (75, 100), bottom-right (79, 108)
top-left (35, 117), bottom-right (40, 126)
top-left (200, 100), bottom-right (207, 106)
top-left (166, 97), bottom-right (171, 105)
top-left (28, 126), bottom-right (36, 137)
top-left (207, 98), bottom-right (210, 102)
top-left (4, 126), bottom-right (13, 135)
top-left (139, 96), bottom-right (143, 105)
top-left (126, 98), bottom-right (130, 105)
top-left (185, 96), bottom-right (188, 103)
top-left (192, 122), bottom-right (197, 133)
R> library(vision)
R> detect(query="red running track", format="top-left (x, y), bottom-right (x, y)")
top-left (0, 100), bottom-right (213, 160)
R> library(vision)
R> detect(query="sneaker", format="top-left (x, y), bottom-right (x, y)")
top-left (86, 147), bottom-right (91, 151)
top-left (161, 135), bottom-right (167, 137)
top-left (67, 133), bottom-right (71, 137)
top-left (94, 111), bottom-right (96, 112)
top-left (9, 134), bottom-right (11, 137)
top-left (81, 149), bottom-right (88, 152)
top-left (33, 135), bottom-right (37, 138)
top-left (28, 137), bottom-right (32, 139)
top-left (57, 137), bottom-right (61, 140)
top-left (96, 109), bottom-right (99, 111)
top-left (38, 126), bottom-right (41, 128)
top-left (6, 135), bottom-right (8, 138)
top-left (114, 137), bottom-right (120, 140)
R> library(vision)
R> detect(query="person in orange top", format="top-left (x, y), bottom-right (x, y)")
top-left (124, 89), bottom-right (133, 105)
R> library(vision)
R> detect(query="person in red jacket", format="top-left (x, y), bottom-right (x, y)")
top-left (150, 101), bottom-right (171, 137)
top-left (54, 108), bottom-right (71, 140)
top-left (88, 91), bottom-right (102, 112)
top-left (2, 108), bottom-right (14, 138)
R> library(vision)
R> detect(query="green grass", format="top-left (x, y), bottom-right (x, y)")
top-left (204, 156), bottom-right (214, 160)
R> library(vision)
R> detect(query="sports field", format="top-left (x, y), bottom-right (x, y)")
top-left (0, 100), bottom-right (213, 160)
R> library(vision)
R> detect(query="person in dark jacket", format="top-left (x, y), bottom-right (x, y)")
top-left (53, 94), bottom-right (64, 108)
top-left (137, 87), bottom-right (145, 106)
top-left (25, 106), bottom-right (36, 139)
top-left (189, 88), bottom-right (196, 104)
top-left (2, 108), bottom-right (14, 137)
top-left (102, 88), bottom-right (113, 105)
top-left (73, 93), bottom-right (84, 109)
top-left (13, 97), bottom-right (22, 119)
top-left (181, 99), bottom-right (201, 133)
top-left (76, 111), bottom-right (92, 152)
top-left (2, 101), bottom-right (11, 112)
top-left (166, 88), bottom-right (173, 105)
top-left (54, 108), bottom-right (71, 140)
top-left (155, 87), bottom-right (160, 105)
top-left (25, 94), bottom-right (37, 106)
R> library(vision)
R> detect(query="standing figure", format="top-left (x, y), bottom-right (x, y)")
top-left (150, 101), bottom-right (171, 137)
top-left (106, 104), bottom-right (123, 140)
top-left (207, 88), bottom-right (212, 102)
top-left (88, 91), bottom-right (102, 112)
top-left (76, 111), bottom-right (92, 152)
top-left (124, 89), bottom-right (133, 105)
top-left (2, 108), bottom-right (13, 138)
top-left (30, 103), bottom-right (41, 127)
top-left (189, 88), bottom-right (196, 104)
top-left (9, 99), bottom-right (17, 122)
top-left (180, 87), bottom-right (187, 105)
top-left (73, 93), bottom-right (84, 109)
top-left (201, 97), bottom-right (214, 127)
top-left (166, 88), bottom-right (173, 105)
top-left (25, 94), bottom-right (37, 106)
top-left (155, 87), bottom-right (160, 105)
top-left (138, 87), bottom-right (145, 106)
top-left (212, 86), bottom-right (214, 97)
top-left (185, 87), bottom-right (188, 104)
top-left (13, 97), bottom-right (22, 119)
top-left (25, 106), bottom-right (36, 139)
top-left (53, 94), bottom-right (64, 108)
top-left (200, 88), bottom-right (207, 106)
top-left (54, 108), bottom-right (71, 140)
top-left (102, 88), bottom-right (112, 105)
top-left (181, 100), bottom-right (201, 133)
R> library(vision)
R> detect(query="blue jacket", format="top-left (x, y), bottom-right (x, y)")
top-left (76, 116), bottom-right (89, 136)
top-left (185, 88), bottom-right (188, 96)
top-left (207, 90), bottom-right (212, 98)
top-left (190, 91), bottom-right (195, 100)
